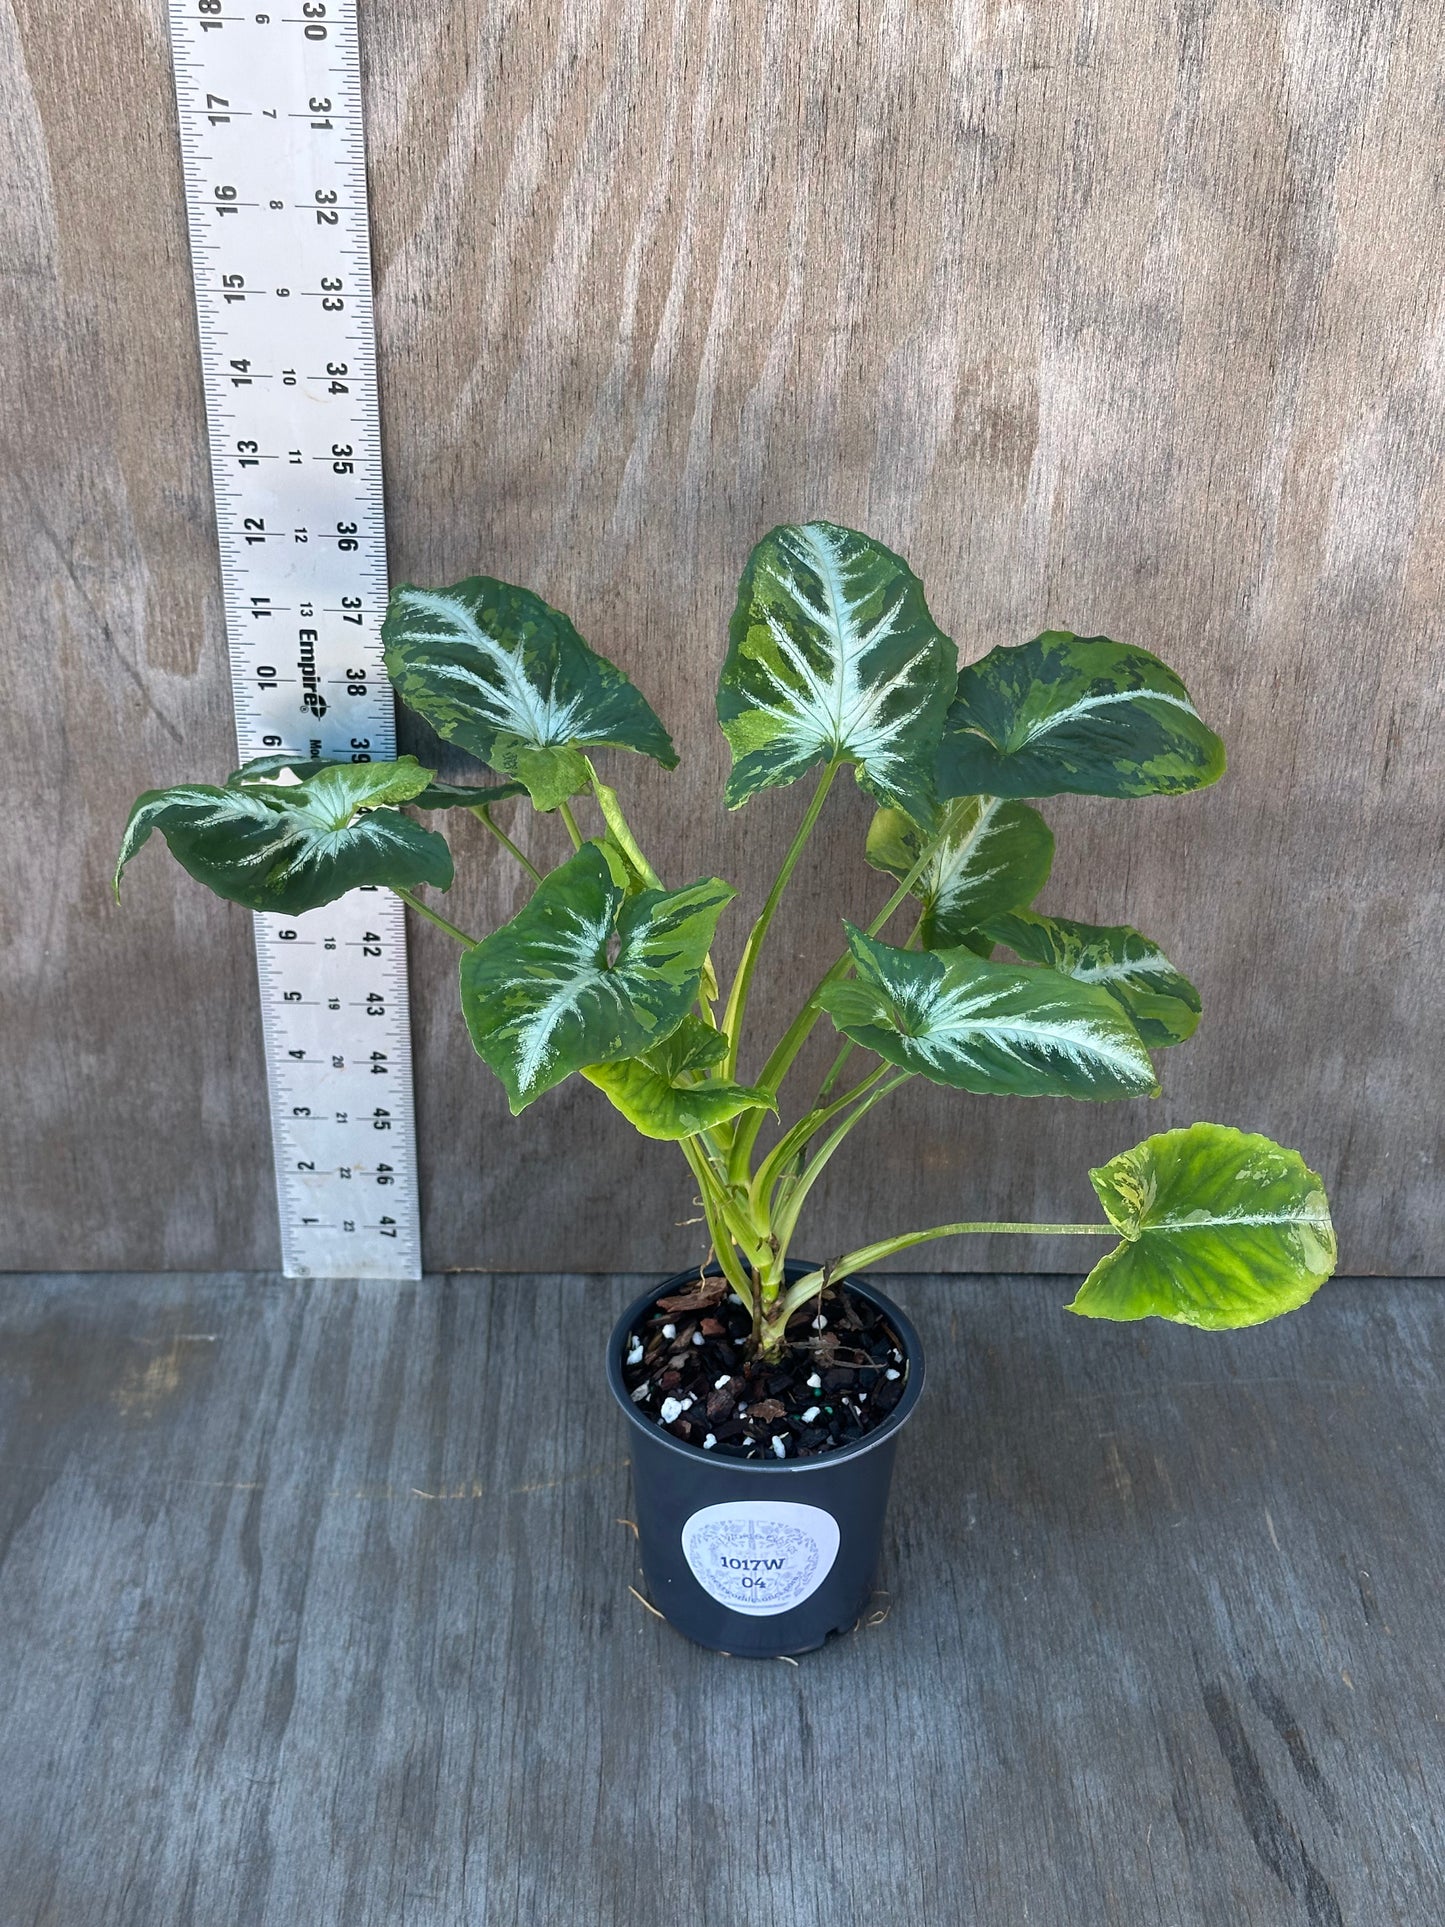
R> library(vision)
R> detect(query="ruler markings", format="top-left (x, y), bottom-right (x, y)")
top-left (168, 0), bottom-right (422, 1280)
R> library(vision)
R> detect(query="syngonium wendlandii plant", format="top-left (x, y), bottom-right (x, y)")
top-left (117, 522), bottom-right (1337, 1358)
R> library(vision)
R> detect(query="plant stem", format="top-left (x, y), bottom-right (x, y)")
top-left (748, 1063), bottom-right (889, 1215)
top-left (721, 761), bottom-right (840, 1082)
top-left (815, 1037), bottom-right (856, 1105)
top-left (559, 799), bottom-right (585, 850)
top-left (776, 1222), bottom-right (1112, 1320)
top-left (678, 1139), bottom-right (754, 1308)
top-left (392, 889), bottom-right (480, 948)
top-left (585, 758), bottom-right (661, 887)
top-left (581, 756), bottom-right (721, 1024)
top-left (727, 834), bottom-right (941, 1179)
top-left (772, 1071), bottom-right (912, 1245)
top-left (471, 804), bottom-right (543, 883)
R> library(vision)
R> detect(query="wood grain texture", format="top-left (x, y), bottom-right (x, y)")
top-left (2, 0), bottom-right (1442, 1272)
top-left (1, 1268), bottom-right (1442, 1924)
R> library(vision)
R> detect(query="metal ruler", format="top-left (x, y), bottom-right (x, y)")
top-left (168, 0), bottom-right (421, 1279)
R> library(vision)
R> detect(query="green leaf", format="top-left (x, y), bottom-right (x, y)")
top-left (985, 909), bottom-right (1200, 1048)
top-left (459, 844), bottom-right (735, 1111)
top-left (228, 755), bottom-right (527, 814)
top-left (818, 923), bottom-right (1159, 1101)
top-left (717, 521), bottom-right (956, 817)
top-left (938, 630), bottom-right (1226, 800)
top-left (410, 777), bottom-right (530, 811)
top-left (115, 757), bottom-right (453, 915)
top-left (582, 1016), bottom-right (775, 1141)
top-left (865, 795), bottom-right (1054, 948)
top-left (1068, 1124), bottom-right (1336, 1328)
top-left (227, 755), bottom-right (333, 787)
top-left (382, 574), bottom-right (677, 809)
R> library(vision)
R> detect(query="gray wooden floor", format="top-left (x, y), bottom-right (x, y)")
top-left (0, 1271), bottom-right (1440, 1926)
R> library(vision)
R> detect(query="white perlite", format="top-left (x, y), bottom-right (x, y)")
top-left (659, 1396), bottom-right (684, 1424)
top-left (626, 1337), bottom-right (644, 1366)
top-left (771, 1436), bottom-right (787, 1459)
top-left (885, 1367), bottom-right (900, 1380)
top-left (692, 1331), bottom-right (705, 1346)
top-left (661, 1323), bottom-right (676, 1340)
top-left (806, 1373), bottom-right (822, 1391)
top-left (715, 1375), bottom-right (732, 1391)
top-left (703, 1434), bottom-right (717, 1450)
top-left (801, 1406), bottom-right (821, 1424)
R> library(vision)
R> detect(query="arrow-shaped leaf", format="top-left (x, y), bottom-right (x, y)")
top-left (986, 909), bottom-right (1200, 1048)
top-left (459, 844), bottom-right (735, 1111)
top-left (383, 574), bottom-right (677, 810)
top-left (582, 1016), bottom-right (775, 1140)
top-left (939, 631), bottom-right (1226, 800)
top-left (116, 757), bottom-right (453, 915)
top-left (717, 521), bottom-right (956, 818)
top-left (1069, 1123), bottom-right (1336, 1327)
top-left (818, 923), bottom-right (1158, 1100)
top-left (865, 795), bottom-right (1054, 949)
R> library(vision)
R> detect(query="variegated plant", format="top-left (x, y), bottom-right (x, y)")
top-left (118, 521), bottom-right (1336, 1355)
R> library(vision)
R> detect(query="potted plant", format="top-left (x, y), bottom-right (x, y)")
top-left (117, 520), bottom-right (1336, 1657)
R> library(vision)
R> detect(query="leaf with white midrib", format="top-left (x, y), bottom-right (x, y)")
top-left (939, 630), bottom-right (1226, 800)
top-left (227, 755), bottom-right (527, 813)
top-left (1069, 1124), bottom-right (1336, 1328)
top-left (985, 909), bottom-right (1201, 1048)
top-left (115, 756), bottom-right (454, 915)
top-left (459, 844), bottom-right (735, 1111)
top-left (383, 574), bottom-right (677, 810)
top-left (866, 794), bottom-right (1054, 948)
top-left (817, 922), bottom-right (1158, 1101)
top-left (717, 521), bottom-right (957, 817)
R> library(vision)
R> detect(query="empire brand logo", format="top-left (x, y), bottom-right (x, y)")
top-left (297, 629), bottom-right (328, 719)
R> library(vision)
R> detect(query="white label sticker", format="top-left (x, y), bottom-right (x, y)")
top-left (681, 1500), bottom-right (841, 1616)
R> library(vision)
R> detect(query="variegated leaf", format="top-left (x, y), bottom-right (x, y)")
top-left (1069, 1124), bottom-right (1336, 1328)
top-left (986, 909), bottom-right (1201, 1047)
top-left (865, 795), bottom-right (1054, 948)
top-left (817, 923), bottom-right (1158, 1101)
top-left (582, 1016), bottom-right (775, 1140)
top-left (382, 574), bottom-right (677, 810)
top-left (459, 844), bottom-right (735, 1112)
top-left (939, 631), bottom-right (1226, 799)
top-left (228, 754), bottom-right (527, 813)
top-left (409, 777), bottom-right (530, 810)
top-left (717, 521), bottom-right (956, 817)
top-left (115, 757), bottom-right (453, 915)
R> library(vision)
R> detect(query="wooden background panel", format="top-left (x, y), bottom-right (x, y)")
top-left (2, 0), bottom-right (1441, 1274)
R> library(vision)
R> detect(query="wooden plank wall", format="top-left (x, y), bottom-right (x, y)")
top-left (3, 0), bottom-right (1441, 1275)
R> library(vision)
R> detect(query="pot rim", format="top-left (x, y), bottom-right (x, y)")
top-left (606, 1261), bottom-right (926, 1473)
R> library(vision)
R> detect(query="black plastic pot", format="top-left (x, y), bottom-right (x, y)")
top-left (607, 1263), bottom-right (925, 1657)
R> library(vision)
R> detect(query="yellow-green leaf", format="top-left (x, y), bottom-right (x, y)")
top-left (582, 1017), bottom-right (775, 1141)
top-left (1069, 1124), bottom-right (1336, 1328)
